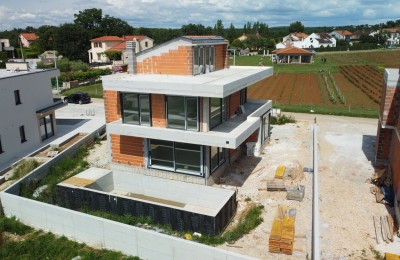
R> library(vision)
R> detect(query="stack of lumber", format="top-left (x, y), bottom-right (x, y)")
top-left (267, 180), bottom-right (286, 191)
top-left (269, 205), bottom-right (296, 255)
top-left (373, 214), bottom-right (395, 244)
top-left (275, 165), bottom-right (286, 179)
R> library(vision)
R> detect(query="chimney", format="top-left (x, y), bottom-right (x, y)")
top-left (126, 41), bottom-right (136, 74)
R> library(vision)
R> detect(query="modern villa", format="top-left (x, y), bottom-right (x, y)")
top-left (102, 36), bottom-right (274, 185)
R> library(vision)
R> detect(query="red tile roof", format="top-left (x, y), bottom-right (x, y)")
top-left (291, 32), bottom-right (308, 39)
top-left (123, 35), bottom-right (147, 41)
top-left (383, 28), bottom-right (399, 33)
top-left (91, 36), bottom-right (124, 42)
top-left (273, 47), bottom-right (313, 55)
top-left (108, 42), bottom-right (126, 51)
top-left (334, 30), bottom-right (352, 36)
top-left (20, 33), bottom-right (37, 41)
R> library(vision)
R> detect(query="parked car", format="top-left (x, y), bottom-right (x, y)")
top-left (63, 93), bottom-right (91, 104)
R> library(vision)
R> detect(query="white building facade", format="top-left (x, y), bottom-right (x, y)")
top-left (0, 64), bottom-right (65, 170)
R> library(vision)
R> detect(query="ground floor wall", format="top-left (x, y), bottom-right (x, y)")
top-left (391, 132), bottom-right (400, 227)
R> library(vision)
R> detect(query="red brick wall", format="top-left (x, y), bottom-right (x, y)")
top-left (137, 46), bottom-right (193, 75)
top-left (380, 86), bottom-right (400, 126)
top-left (215, 44), bottom-right (228, 70)
top-left (391, 133), bottom-right (400, 194)
top-left (104, 90), bottom-right (121, 123)
top-left (229, 91), bottom-right (241, 117)
top-left (246, 129), bottom-right (259, 142)
top-left (151, 94), bottom-right (166, 127)
top-left (375, 122), bottom-right (393, 163)
top-left (111, 134), bottom-right (144, 167)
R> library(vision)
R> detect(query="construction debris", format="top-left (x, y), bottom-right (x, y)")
top-left (374, 214), bottom-right (395, 244)
top-left (289, 161), bottom-right (305, 184)
top-left (267, 180), bottom-right (286, 191)
top-left (269, 205), bottom-right (296, 255)
top-left (275, 165), bottom-right (286, 179)
top-left (287, 185), bottom-right (305, 202)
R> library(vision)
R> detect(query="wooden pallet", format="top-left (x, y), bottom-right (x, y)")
top-left (267, 181), bottom-right (286, 191)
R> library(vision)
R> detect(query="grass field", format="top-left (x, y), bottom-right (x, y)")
top-left (60, 83), bottom-right (103, 98)
top-left (239, 49), bottom-right (400, 117)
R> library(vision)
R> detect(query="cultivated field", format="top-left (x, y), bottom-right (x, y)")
top-left (235, 49), bottom-right (400, 117)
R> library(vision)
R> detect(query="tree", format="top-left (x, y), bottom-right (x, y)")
top-left (181, 23), bottom-right (212, 35)
top-left (213, 20), bottom-right (224, 37)
top-left (74, 8), bottom-right (103, 32)
top-left (34, 25), bottom-right (58, 53)
top-left (101, 15), bottom-right (134, 36)
top-left (288, 21), bottom-right (305, 33)
top-left (103, 50), bottom-right (122, 61)
top-left (53, 23), bottom-right (90, 61)
top-left (227, 23), bottom-right (239, 43)
top-left (230, 39), bottom-right (244, 49)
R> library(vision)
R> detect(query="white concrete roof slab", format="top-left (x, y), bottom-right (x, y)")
top-left (108, 99), bottom-right (272, 149)
top-left (102, 66), bottom-right (273, 98)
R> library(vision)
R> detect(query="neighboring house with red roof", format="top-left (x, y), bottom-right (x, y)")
top-left (329, 30), bottom-right (353, 41)
top-left (272, 47), bottom-right (315, 64)
top-left (19, 33), bottom-right (38, 48)
top-left (88, 35), bottom-right (154, 64)
top-left (382, 28), bottom-right (400, 45)
top-left (277, 32), bottom-right (309, 49)
top-left (303, 33), bottom-right (336, 48)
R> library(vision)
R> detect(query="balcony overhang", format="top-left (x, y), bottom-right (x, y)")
top-left (102, 66), bottom-right (273, 98)
top-left (36, 98), bottom-right (67, 116)
top-left (108, 99), bottom-right (272, 149)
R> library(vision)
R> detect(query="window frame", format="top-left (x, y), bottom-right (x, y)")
top-left (166, 96), bottom-right (199, 131)
top-left (19, 125), bottom-right (27, 143)
top-left (0, 135), bottom-right (3, 154)
top-left (120, 92), bottom-right (152, 126)
top-left (240, 88), bottom-right (247, 105)
top-left (14, 90), bottom-right (21, 105)
top-left (209, 97), bottom-right (227, 130)
top-left (210, 147), bottom-right (226, 172)
top-left (39, 114), bottom-right (54, 141)
top-left (193, 45), bottom-right (216, 75)
top-left (148, 139), bottom-right (204, 176)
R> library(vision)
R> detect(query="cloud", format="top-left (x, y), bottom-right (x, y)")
top-left (1, 0), bottom-right (400, 30)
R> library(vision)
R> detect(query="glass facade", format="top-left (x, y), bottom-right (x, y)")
top-left (39, 114), bottom-right (54, 141)
top-left (149, 139), bottom-right (203, 176)
top-left (167, 96), bottom-right (199, 131)
top-left (193, 45), bottom-right (215, 75)
top-left (121, 93), bottom-right (151, 126)
top-left (209, 98), bottom-right (226, 129)
top-left (210, 146), bottom-right (226, 172)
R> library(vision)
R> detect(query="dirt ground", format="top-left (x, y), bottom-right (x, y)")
top-left (216, 113), bottom-right (396, 259)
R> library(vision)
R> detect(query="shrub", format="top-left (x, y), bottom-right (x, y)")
top-left (9, 159), bottom-right (40, 181)
top-left (271, 114), bottom-right (296, 125)
top-left (0, 216), bottom-right (33, 235)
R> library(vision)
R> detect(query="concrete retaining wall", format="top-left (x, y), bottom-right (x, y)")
top-left (0, 192), bottom-right (253, 260)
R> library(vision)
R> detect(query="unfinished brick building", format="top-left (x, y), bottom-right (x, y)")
top-left (102, 36), bottom-right (273, 185)
top-left (375, 68), bottom-right (400, 226)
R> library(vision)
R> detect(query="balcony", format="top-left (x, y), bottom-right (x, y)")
top-left (36, 98), bottom-right (67, 116)
top-left (102, 66), bottom-right (273, 98)
top-left (108, 99), bottom-right (272, 149)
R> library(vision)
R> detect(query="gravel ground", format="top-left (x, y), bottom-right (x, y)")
top-left (216, 113), bottom-right (395, 259)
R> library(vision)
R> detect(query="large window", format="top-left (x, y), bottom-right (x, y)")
top-left (39, 115), bottom-right (54, 141)
top-left (193, 45), bottom-right (215, 75)
top-left (210, 147), bottom-right (226, 172)
top-left (209, 97), bottom-right (226, 129)
top-left (240, 88), bottom-right (247, 105)
top-left (14, 90), bottom-right (21, 105)
top-left (19, 125), bottom-right (26, 143)
top-left (149, 139), bottom-right (203, 176)
top-left (121, 93), bottom-right (151, 126)
top-left (167, 96), bottom-right (199, 131)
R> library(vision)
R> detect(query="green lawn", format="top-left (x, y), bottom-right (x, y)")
top-left (60, 83), bottom-right (104, 99)
top-left (0, 216), bottom-right (139, 259)
top-left (230, 49), bottom-right (400, 74)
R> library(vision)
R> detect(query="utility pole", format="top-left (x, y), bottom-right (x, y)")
top-left (54, 51), bottom-right (59, 95)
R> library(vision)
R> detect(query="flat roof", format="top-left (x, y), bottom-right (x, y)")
top-left (58, 168), bottom-right (236, 216)
top-left (0, 68), bottom-right (59, 80)
top-left (102, 66), bottom-right (273, 98)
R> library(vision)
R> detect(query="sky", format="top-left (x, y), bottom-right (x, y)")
top-left (0, 0), bottom-right (399, 30)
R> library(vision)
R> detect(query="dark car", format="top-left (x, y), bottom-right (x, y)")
top-left (63, 93), bottom-right (91, 104)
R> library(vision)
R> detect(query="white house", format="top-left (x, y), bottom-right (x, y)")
top-left (303, 33), bottom-right (336, 48)
top-left (0, 63), bottom-right (66, 170)
top-left (88, 35), bottom-right (154, 64)
top-left (383, 28), bottom-right (400, 45)
top-left (19, 33), bottom-right (38, 48)
top-left (329, 30), bottom-right (352, 41)
top-left (276, 32), bottom-right (308, 49)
